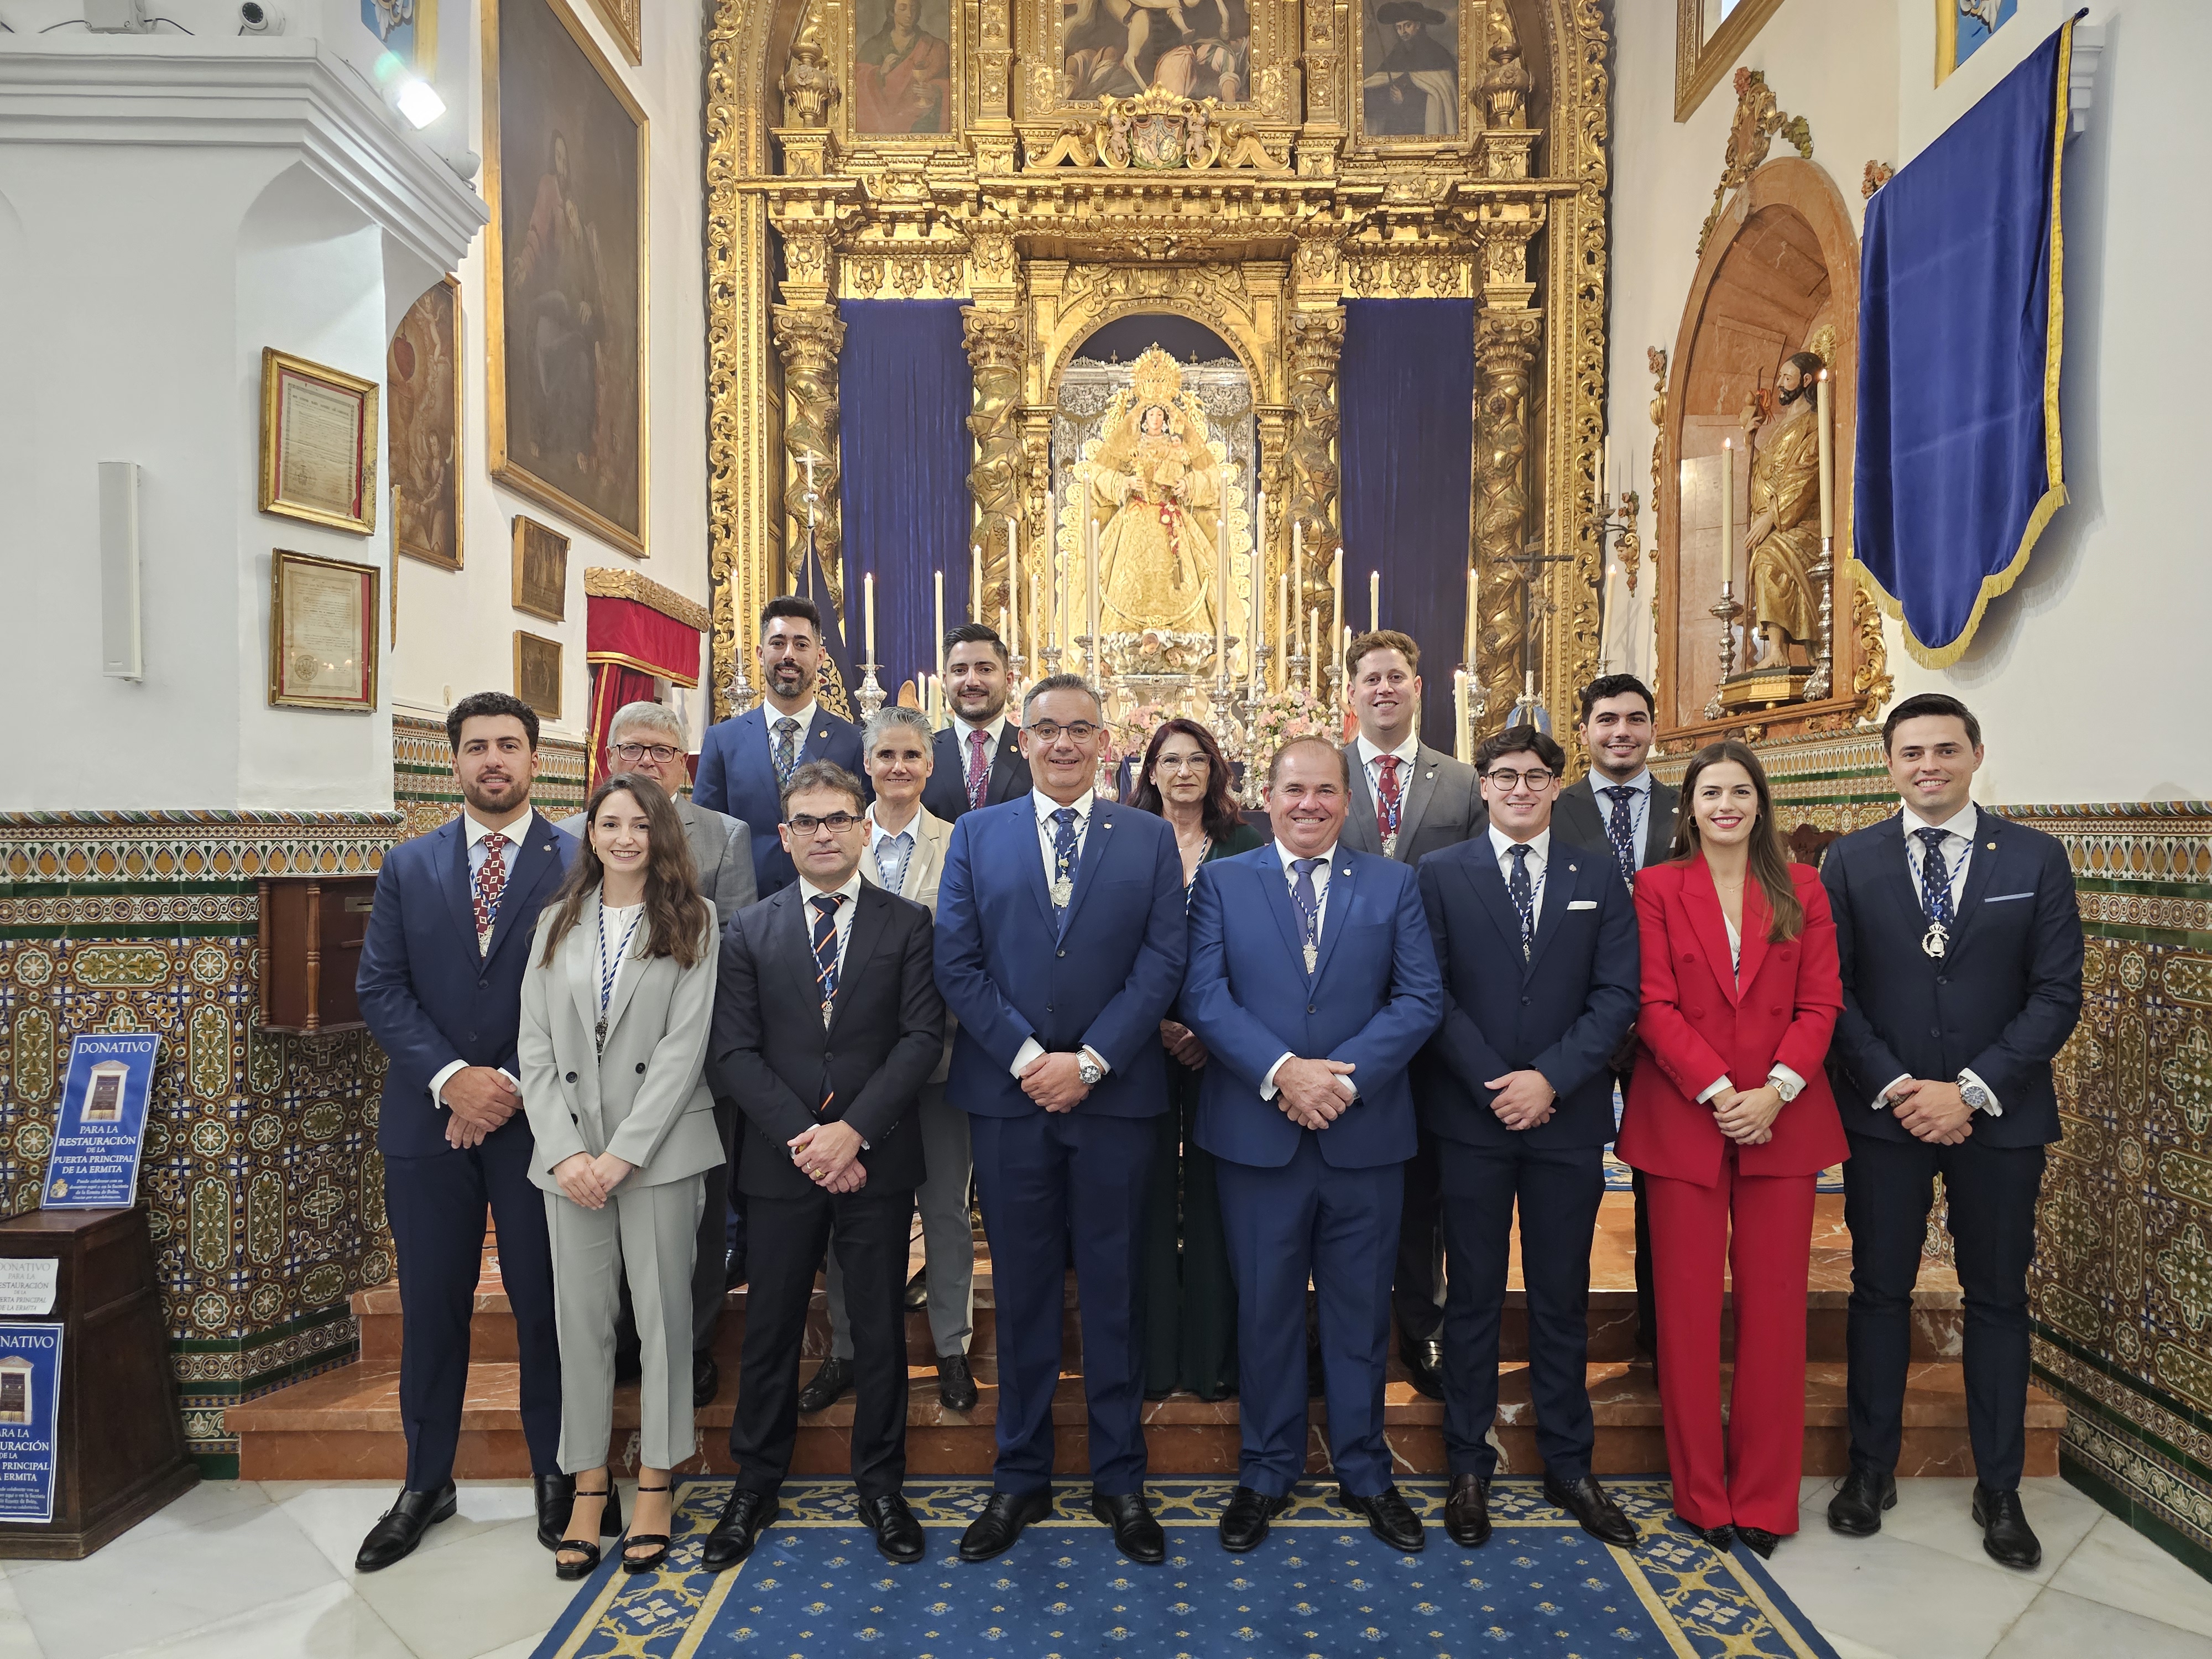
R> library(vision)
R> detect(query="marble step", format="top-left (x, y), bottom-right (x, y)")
top-left (227, 1354), bottom-right (2059, 1483)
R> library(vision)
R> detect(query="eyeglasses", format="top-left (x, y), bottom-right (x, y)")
top-left (786, 812), bottom-right (863, 835)
top-left (1027, 721), bottom-right (1102, 745)
top-left (1483, 768), bottom-right (1557, 790)
top-left (1155, 754), bottom-right (1210, 773)
top-left (612, 743), bottom-right (682, 765)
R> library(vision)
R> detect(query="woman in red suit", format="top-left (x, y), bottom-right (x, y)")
top-left (1617, 740), bottom-right (1844, 1557)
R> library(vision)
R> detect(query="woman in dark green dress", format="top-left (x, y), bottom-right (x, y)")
top-left (1130, 717), bottom-right (1264, 1399)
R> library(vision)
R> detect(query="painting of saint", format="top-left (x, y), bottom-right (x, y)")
top-left (854, 0), bottom-right (953, 134)
top-left (362, 0), bottom-right (434, 74)
top-left (389, 278), bottom-right (462, 570)
top-left (486, 0), bottom-right (648, 556)
top-left (1363, 0), bottom-right (1458, 138)
top-left (1062, 0), bottom-right (1249, 105)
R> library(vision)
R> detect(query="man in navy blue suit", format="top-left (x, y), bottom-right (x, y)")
top-left (919, 623), bottom-right (1032, 824)
top-left (933, 674), bottom-right (1187, 1565)
top-left (1181, 737), bottom-right (1443, 1555)
top-left (1415, 724), bottom-right (1640, 1550)
top-left (695, 596), bottom-right (865, 895)
top-left (354, 692), bottom-right (577, 1571)
top-left (1821, 693), bottom-right (2082, 1569)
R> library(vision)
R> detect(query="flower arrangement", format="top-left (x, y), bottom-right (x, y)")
top-left (1106, 701), bottom-right (1171, 770)
top-left (1245, 685), bottom-right (1337, 768)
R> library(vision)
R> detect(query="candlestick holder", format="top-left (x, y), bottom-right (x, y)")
top-left (854, 659), bottom-right (887, 719)
top-left (1287, 648), bottom-right (1312, 701)
top-left (1007, 653), bottom-right (1029, 703)
top-left (1703, 589), bottom-right (1744, 722)
top-left (1803, 534), bottom-right (1837, 702)
top-left (724, 658), bottom-right (759, 719)
top-left (1325, 659), bottom-right (1344, 711)
top-left (1040, 645), bottom-right (1063, 683)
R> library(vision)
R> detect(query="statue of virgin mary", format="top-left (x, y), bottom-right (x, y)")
top-left (1087, 347), bottom-right (1223, 639)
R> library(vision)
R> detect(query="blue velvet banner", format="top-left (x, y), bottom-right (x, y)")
top-left (1339, 300), bottom-right (1476, 750)
top-left (1854, 18), bottom-right (2075, 668)
top-left (837, 300), bottom-right (975, 707)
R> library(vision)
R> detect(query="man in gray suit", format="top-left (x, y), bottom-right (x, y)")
top-left (1337, 629), bottom-right (1484, 1399)
top-left (561, 700), bottom-right (757, 1404)
top-left (1551, 673), bottom-right (1678, 1369)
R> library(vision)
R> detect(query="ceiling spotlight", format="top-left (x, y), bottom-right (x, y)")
top-left (394, 77), bottom-right (446, 129)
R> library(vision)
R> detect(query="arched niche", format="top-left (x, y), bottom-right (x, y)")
top-left (1656, 156), bottom-right (1864, 737)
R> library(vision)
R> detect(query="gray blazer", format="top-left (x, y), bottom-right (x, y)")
top-left (1553, 774), bottom-right (1681, 870)
top-left (559, 796), bottom-right (757, 925)
top-left (517, 894), bottom-right (724, 1191)
top-left (860, 805), bottom-right (955, 1082)
top-left (1339, 739), bottom-right (1486, 864)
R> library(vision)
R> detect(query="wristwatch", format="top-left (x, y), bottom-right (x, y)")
top-left (1076, 1055), bottom-right (1106, 1087)
top-left (1959, 1078), bottom-right (1992, 1114)
top-left (1767, 1067), bottom-right (1802, 1104)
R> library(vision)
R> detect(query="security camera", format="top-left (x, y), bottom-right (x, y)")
top-left (238, 1), bottom-right (284, 33)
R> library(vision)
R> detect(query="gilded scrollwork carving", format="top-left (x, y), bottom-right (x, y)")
top-left (963, 308), bottom-right (1025, 628)
top-left (780, 4), bottom-right (837, 129)
top-left (1286, 310), bottom-right (1345, 622)
top-left (1474, 311), bottom-right (1542, 732)
top-left (1851, 573), bottom-right (1894, 721)
top-left (1699, 67), bottom-right (1815, 255)
top-left (772, 304), bottom-right (845, 607)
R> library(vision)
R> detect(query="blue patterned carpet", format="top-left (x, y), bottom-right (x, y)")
top-left (532, 1478), bottom-right (1841, 1659)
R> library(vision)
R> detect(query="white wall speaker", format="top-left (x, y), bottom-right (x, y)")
top-left (98, 461), bottom-right (143, 681)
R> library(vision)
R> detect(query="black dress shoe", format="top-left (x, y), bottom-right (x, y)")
top-left (613, 1343), bottom-right (643, 1385)
top-left (1735, 1525), bottom-right (1779, 1559)
top-left (1339, 1485), bottom-right (1425, 1553)
top-left (797, 1355), bottom-right (854, 1414)
top-left (958, 1487), bottom-right (1054, 1562)
top-left (1827, 1468), bottom-right (1897, 1537)
top-left (1544, 1474), bottom-right (1638, 1547)
top-left (356, 1483), bottom-right (457, 1572)
top-left (1091, 1490), bottom-right (1165, 1564)
top-left (701, 1488), bottom-right (780, 1572)
top-left (936, 1352), bottom-right (979, 1413)
top-left (1444, 1474), bottom-right (1491, 1548)
top-left (1697, 1524), bottom-right (1736, 1550)
top-left (1219, 1486), bottom-right (1292, 1553)
top-left (904, 1266), bottom-right (930, 1312)
top-left (1400, 1334), bottom-right (1446, 1401)
top-left (724, 1250), bottom-right (748, 1290)
top-left (535, 1471), bottom-right (576, 1551)
top-left (1973, 1484), bottom-right (2043, 1569)
top-left (858, 1492), bottom-right (926, 1563)
top-left (693, 1351), bottom-right (721, 1408)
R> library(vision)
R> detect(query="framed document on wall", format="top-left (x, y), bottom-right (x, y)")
top-left (515, 630), bottom-right (563, 720)
top-left (512, 515), bottom-right (570, 621)
top-left (269, 549), bottom-right (379, 712)
top-left (260, 348), bottom-right (379, 535)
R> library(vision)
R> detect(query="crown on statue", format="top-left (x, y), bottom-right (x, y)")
top-left (1129, 346), bottom-right (1184, 408)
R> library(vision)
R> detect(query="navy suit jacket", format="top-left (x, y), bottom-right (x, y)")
top-left (920, 722), bottom-right (1031, 823)
top-left (1413, 832), bottom-right (1639, 1150)
top-left (356, 813), bottom-right (578, 1159)
top-left (692, 703), bottom-right (865, 895)
top-left (934, 795), bottom-right (1187, 1118)
top-left (1182, 846), bottom-right (1443, 1170)
top-left (1821, 810), bottom-right (2083, 1147)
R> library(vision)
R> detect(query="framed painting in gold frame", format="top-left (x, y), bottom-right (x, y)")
top-left (268, 549), bottom-right (379, 712)
top-left (484, 0), bottom-right (650, 558)
top-left (846, 0), bottom-right (961, 140)
top-left (389, 276), bottom-right (464, 571)
top-left (1052, 0), bottom-right (1248, 111)
top-left (1353, 0), bottom-right (1468, 149)
top-left (259, 348), bottom-right (378, 535)
top-left (1674, 0), bottom-right (1788, 119)
top-left (514, 630), bottom-right (564, 720)
top-left (512, 515), bottom-right (570, 622)
top-left (580, 0), bottom-right (639, 64)
top-left (362, 0), bottom-right (439, 75)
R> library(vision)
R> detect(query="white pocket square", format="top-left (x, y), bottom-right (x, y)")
top-left (1567, 899), bottom-right (1599, 911)
top-left (1985, 891), bottom-right (2035, 903)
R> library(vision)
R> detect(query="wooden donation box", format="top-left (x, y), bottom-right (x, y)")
top-left (257, 875), bottom-right (377, 1033)
top-left (0, 1209), bottom-right (196, 1556)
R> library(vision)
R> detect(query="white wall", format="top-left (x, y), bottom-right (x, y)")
top-left (1605, 0), bottom-right (2212, 803)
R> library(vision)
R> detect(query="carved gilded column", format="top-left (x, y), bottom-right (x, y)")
top-left (962, 307), bottom-right (1025, 630)
top-left (1285, 309), bottom-right (1344, 644)
top-left (1473, 311), bottom-right (1541, 732)
top-left (1253, 402), bottom-right (1290, 683)
top-left (771, 302), bottom-right (844, 607)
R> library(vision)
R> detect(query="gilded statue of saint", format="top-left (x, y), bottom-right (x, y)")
top-left (1741, 349), bottom-right (1824, 666)
top-left (1089, 349), bottom-right (1223, 638)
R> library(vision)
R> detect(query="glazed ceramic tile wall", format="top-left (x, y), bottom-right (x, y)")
top-left (392, 713), bottom-right (588, 835)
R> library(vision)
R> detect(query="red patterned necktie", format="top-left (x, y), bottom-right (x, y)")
top-left (473, 833), bottom-right (508, 954)
top-left (1375, 755), bottom-right (1404, 851)
top-left (967, 727), bottom-right (990, 811)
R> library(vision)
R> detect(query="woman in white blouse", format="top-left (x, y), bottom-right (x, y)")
top-left (519, 773), bottom-right (723, 1579)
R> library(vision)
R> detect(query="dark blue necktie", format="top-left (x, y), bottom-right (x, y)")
top-left (1051, 807), bottom-right (1081, 933)
top-left (1507, 843), bottom-right (1536, 961)
top-left (1291, 857), bottom-right (1323, 973)
top-left (1601, 785), bottom-right (1638, 890)
top-left (810, 892), bottom-right (844, 1115)
top-left (1916, 827), bottom-right (1955, 927)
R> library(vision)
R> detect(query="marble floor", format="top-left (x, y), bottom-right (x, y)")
top-left (0, 1475), bottom-right (2203, 1658)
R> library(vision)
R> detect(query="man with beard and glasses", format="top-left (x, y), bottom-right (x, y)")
top-left (920, 623), bottom-right (1032, 824)
top-left (354, 692), bottom-right (578, 1571)
top-left (696, 596), bottom-right (866, 896)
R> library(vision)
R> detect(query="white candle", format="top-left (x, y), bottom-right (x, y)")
top-left (1721, 439), bottom-right (1735, 593)
top-left (1368, 569), bottom-right (1379, 635)
top-left (1307, 607), bottom-right (1320, 697)
top-left (1454, 669), bottom-right (1469, 763)
top-left (1817, 369), bottom-right (1834, 540)
top-left (1086, 505), bottom-right (1100, 672)
top-left (1006, 516), bottom-right (1021, 659)
top-left (933, 570), bottom-right (946, 683)
top-left (801, 450), bottom-right (815, 497)
top-left (1601, 434), bottom-right (1611, 503)
top-left (1276, 567), bottom-right (1289, 690)
top-left (1465, 562), bottom-right (1478, 666)
top-left (998, 606), bottom-right (1008, 650)
top-left (1216, 523), bottom-right (1230, 673)
top-left (1029, 567), bottom-right (1042, 672)
top-left (864, 572), bottom-right (877, 661)
top-left (1251, 489), bottom-right (1266, 691)
top-left (972, 544), bottom-right (983, 624)
top-left (1329, 549), bottom-right (1343, 649)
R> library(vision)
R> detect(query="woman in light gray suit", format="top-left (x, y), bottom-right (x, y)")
top-left (519, 772), bottom-right (722, 1580)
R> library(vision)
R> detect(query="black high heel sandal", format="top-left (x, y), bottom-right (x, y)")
top-left (555, 1481), bottom-right (624, 1581)
top-left (622, 1481), bottom-right (674, 1574)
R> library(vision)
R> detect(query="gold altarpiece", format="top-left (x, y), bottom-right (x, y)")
top-left (704, 0), bottom-right (1615, 740)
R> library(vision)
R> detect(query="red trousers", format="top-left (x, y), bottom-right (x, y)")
top-left (1643, 1152), bottom-right (1815, 1534)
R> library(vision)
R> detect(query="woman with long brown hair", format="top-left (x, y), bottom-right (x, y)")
top-left (519, 772), bottom-right (723, 1579)
top-left (1128, 718), bottom-right (1262, 1399)
top-left (1616, 740), bottom-right (1844, 1558)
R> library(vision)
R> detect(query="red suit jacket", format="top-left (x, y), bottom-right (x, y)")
top-left (1617, 857), bottom-right (1846, 1186)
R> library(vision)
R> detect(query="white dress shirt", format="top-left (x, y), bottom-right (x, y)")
top-left (1590, 769), bottom-right (1656, 869)
top-left (1011, 789), bottom-right (1108, 1081)
top-left (866, 808), bottom-right (920, 898)
top-left (955, 711), bottom-right (1010, 752)
top-left (1260, 839), bottom-right (1358, 1103)
top-left (1875, 800), bottom-right (2000, 1115)
top-left (764, 697), bottom-right (820, 760)
top-left (1488, 824), bottom-right (1552, 930)
top-left (429, 808), bottom-right (537, 1109)
top-left (1355, 731), bottom-right (1422, 809)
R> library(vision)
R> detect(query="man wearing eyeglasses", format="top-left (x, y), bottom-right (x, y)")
top-left (560, 700), bottom-right (758, 1406)
top-left (933, 675), bottom-right (1188, 1566)
top-left (1413, 724), bottom-right (1640, 1550)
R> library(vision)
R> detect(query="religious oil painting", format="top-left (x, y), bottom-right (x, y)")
top-left (259, 348), bottom-right (378, 535)
top-left (1061, 0), bottom-right (1250, 105)
top-left (389, 276), bottom-right (462, 571)
top-left (1361, 0), bottom-right (1458, 139)
top-left (853, 0), bottom-right (954, 134)
top-left (268, 550), bottom-right (379, 713)
top-left (362, 0), bottom-right (436, 74)
top-left (515, 630), bottom-right (564, 720)
top-left (511, 515), bottom-right (570, 622)
top-left (1937, 0), bottom-right (2018, 84)
top-left (485, 0), bottom-right (649, 557)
